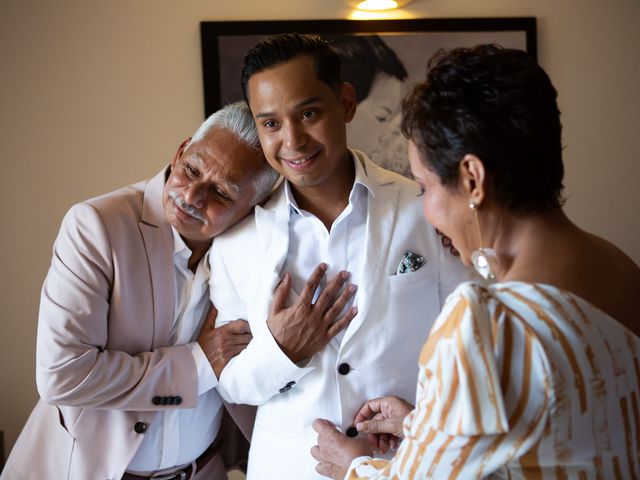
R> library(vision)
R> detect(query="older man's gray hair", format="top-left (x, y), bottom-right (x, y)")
top-left (192, 101), bottom-right (279, 205)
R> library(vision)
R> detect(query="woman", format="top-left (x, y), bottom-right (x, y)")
top-left (312, 44), bottom-right (640, 479)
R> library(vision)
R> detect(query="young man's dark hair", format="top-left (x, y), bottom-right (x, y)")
top-left (402, 44), bottom-right (564, 213)
top-left (321, 34), bottom-right (407, 103)
top-left (241, 33), bottom-right (342, 103)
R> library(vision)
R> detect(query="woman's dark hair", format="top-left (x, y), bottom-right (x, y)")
top-left (241, 33), bottom-right (341, 103)
top-left (402, 44), bottom-right (564, 213)
top-left (320, 34), bottom-right (407, 103)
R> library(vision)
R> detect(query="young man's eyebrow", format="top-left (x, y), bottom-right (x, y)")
top-left (254, 97), bottom-right (322, 119)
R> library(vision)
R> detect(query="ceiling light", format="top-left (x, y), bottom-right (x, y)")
top-left (344, 0), bottom-right (416, 11)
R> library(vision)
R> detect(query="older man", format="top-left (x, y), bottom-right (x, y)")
top-left (1, 102), bottom-right (278, 480)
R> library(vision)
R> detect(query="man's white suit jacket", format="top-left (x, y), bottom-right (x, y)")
top-left (210, 151), bottom-right (474, 479)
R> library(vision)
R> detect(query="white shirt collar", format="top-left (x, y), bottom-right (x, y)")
top-left (284, 151), bottom-right (374, 216)
top-left (170, 226), bottom-right (211, 275)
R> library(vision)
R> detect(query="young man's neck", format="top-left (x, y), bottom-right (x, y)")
top-left (290, 156), bottom-right (355, 231)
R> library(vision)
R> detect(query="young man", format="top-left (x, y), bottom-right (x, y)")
top-left (2, 102), bottom-right (278, 480)
top-left (209, 34), bottom-right (474, 479)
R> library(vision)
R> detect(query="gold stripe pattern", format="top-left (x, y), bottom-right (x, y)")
top-left (346, 282), bottom-right (640, 479)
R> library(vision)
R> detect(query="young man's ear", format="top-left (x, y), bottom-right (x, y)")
top-left (459, 154), bottom-right (486, 205)
top-left (340, 82), bottom-right (357, 123)
top-left (172, 137), bottom-right (192, 167)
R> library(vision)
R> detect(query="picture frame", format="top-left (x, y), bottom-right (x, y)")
top-left (200, 18), bottom-right (536, 177)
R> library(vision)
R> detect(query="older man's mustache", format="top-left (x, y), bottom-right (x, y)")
top-left (169, 191), bottom-right (208, 225)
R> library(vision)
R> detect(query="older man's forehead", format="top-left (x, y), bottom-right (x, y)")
top-left (187, 150), bottom-right (246, 194)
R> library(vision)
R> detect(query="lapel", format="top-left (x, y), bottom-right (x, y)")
top-left (138, 167), bottom-right (176, 348)
top-left (251, 156), bottom-right (401, 350)
top-left (253, 184), bottom-right (291, 309)
top-left (340, 152), bottom-right (400, 349)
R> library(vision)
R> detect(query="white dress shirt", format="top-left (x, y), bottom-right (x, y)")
top-left (282, 154), bottom-right (370, 345)
top-left (127, 227), bottom-right (221, 472)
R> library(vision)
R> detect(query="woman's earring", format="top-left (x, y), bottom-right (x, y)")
top-left (470, 202), bottom-right (497, 280)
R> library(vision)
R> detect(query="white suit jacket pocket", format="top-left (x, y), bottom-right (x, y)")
top-left (388, 257), bottom-right (436, 290)
top-left (386, 258), bottom-right (440, 336)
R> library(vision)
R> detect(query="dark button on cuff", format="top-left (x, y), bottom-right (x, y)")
top-left (152, 396), bottom-right (162, 405)
top-left (346, 426), bottom-right (358, 438)
top-left (134, 422), bottom-right (147, 434)
top-left (279, 380), bottom-right (296, 393)
top-left (175, 396), bottom-right (182, 405)
top-left (338, 363), bottom-right (351, 375)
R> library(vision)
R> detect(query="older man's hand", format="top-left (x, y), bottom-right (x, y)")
top-left (197, 307), bottom-right (252, 378)
top-left (311, 419), bottom-right (372, 479)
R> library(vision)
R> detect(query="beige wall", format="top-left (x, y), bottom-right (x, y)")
top-left (1, 0), bottom-right (639, 458)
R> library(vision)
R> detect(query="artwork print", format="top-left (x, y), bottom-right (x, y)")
top-left (201, 19), bottom-right (536, 177)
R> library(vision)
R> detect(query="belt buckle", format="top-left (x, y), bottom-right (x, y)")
top-left (151, 471), bottom-right (187, 480)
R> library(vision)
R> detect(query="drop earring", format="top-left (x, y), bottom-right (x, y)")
top-left (469, 202), bottom-right (497, 280)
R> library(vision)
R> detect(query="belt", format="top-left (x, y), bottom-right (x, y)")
top-left (122, 438), bottom-right (223, 480)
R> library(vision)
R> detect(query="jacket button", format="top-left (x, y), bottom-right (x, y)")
top-left (338, 363), bottom-right (351, 375)
top-left (346, 426), bottom-right (358, 438)
top-left (175, 396), bottom-right (182, 405)
top-left (152, 396), bottom-right (162, 405)
top-left (279, 380), bottom-right (296, 393)
top-left (134, 422), bottom-right (147, 434)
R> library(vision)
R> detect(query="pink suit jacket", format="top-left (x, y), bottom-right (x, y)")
top-left (3, 168), bottom-right (252, 480)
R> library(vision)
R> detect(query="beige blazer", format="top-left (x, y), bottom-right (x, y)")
top-left (2, 168), bottom-right (253, 480)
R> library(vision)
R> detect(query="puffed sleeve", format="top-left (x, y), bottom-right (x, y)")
top-left (347, 282), bottom-right (551, 479)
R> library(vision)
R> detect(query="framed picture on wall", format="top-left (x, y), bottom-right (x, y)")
top-left (200, 18), bottom-right (536, 177)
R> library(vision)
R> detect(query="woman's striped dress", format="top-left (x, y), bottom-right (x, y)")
top-left (347, 281), bottom-right (640, 479)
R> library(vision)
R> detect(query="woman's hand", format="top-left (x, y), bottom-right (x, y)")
top-left (354, 396), bottom-right (414, 453)
top-left (311, 419), bottom-right (372, 479)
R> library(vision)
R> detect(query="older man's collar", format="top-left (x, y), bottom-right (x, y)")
top-left (141, 166), bottom-right (172, 228)
top-left (170, 225), bottom-right (211, 274)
